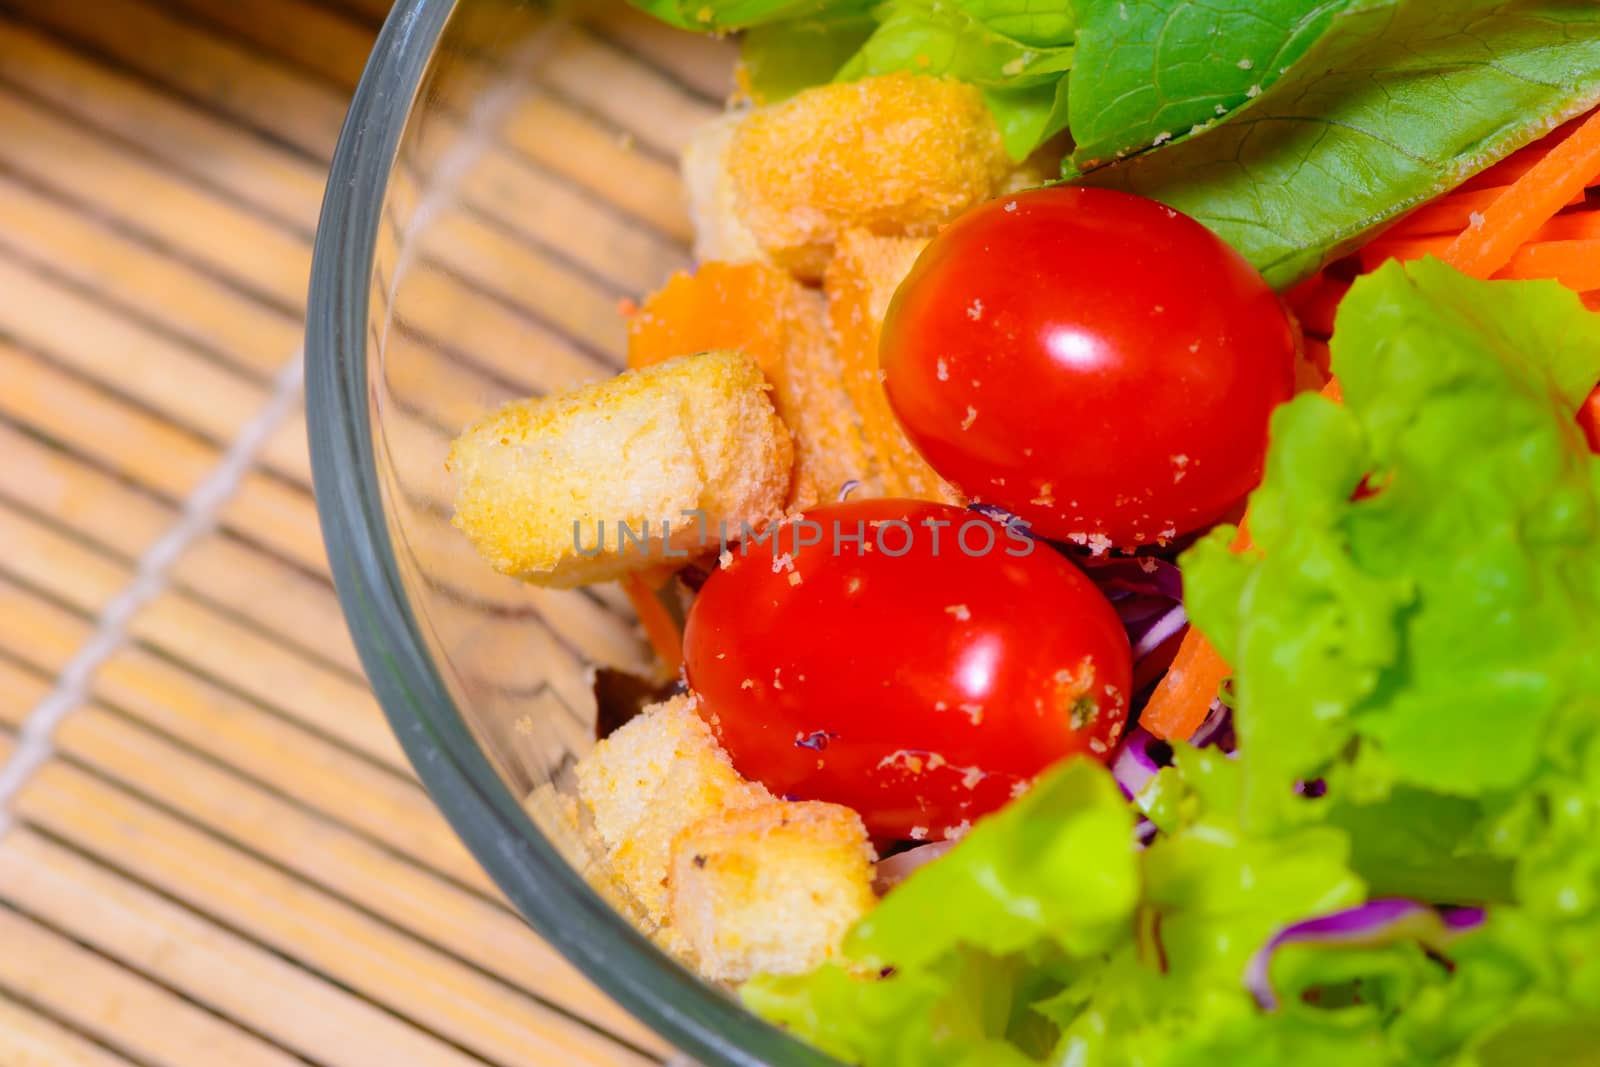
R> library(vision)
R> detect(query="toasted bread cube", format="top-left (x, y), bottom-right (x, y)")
top-left (825, 229), bottom-right (963, 504)
top-left (728, 73), bottom-right (1009, 279)
top-left (681, 110), bottom-right (769, 266)
top-left (627, 262), bottom-right (876, 508)
top-left (448, 350), bottom-right (793, 588)
top-left (576, 694), bottom-right (772, 920)
top-left (669, 800), bottom-right (877, 981)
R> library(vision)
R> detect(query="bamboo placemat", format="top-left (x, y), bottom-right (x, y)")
top-left (0, 0), bottom-right (731, 1063)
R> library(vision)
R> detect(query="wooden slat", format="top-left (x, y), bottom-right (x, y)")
top-left (12, 767), bottom-right (660, 1067)
top-left (0, 827), bottom-right (509, 1067)
top-left (0, 421), bottom-right (172, 555)
top-left (419, 212), bottom-right (630, 358)
top-left (0, 501), bottom-right (406, 771)
top-left (540, 28), bottom-right (713, 158)
top-left (1, 341), bottom-right (216, 497)
top-left (5, 0), bottom-right (348, 160)
top-left (452, 150), bottom-right (690, 295)
top-left (95, 641), bottom-right (495, 891)
top-left (172, 531), bottom-right (359, 673)
top-left (53, 701), bottom-right (665, 1052)
top-left (0, 570), bottom-right (492, 893)
top-left (160, 0), bottom-right (375, 88)
top-left (0, 655), bottom-right (52, 728)
top-left (0, 17), bottom-right (324, 229)
top-left (0, 89), bottom-right (310, 311)
top-left (0, 992), bottom-right (137, 1067)
top-left (0, 342), bottom-right (326, 574)
top-left (0, 169), bottom-right (302, 377)
top-left (0, 506), bottom-right (126, 615)
top-left (0, 574), bottom-right (87, 679)
top-left (336, 0), bottom-right (393, 24)
top-left (0, 900), bottom-right (305, 1067)
top-left (0, 253), bottom-right (311, 488)
top-left (0, 421), bottom-right (360, 675)
top-left (499, 89), bottom-right (694, 243)
top-left (390, 265), bottom-right (617, 398)
top-left (590, 3), bottom-right (735, 102)
top-left (133, 591), bottom-right (408, 770)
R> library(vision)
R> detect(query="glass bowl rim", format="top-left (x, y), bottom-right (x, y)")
top-left (302, 3), bottom-right (835, 1063)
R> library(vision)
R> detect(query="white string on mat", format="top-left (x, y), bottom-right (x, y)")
top-left (0, 353), bottom-right (306, 835)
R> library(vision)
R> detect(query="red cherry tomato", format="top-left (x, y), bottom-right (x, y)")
top-left (682, 499), bottom-right (1132, 841)
top-left (882, 186), bottom-right (1296, 548)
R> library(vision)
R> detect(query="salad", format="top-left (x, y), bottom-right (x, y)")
top-left (446, 1), bottom-right (1600, 1063)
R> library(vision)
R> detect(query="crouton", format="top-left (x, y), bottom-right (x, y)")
top-left (628, 261), bottom-right (875, 508)
top-left (825, 229), bottom-right (963, 504)
top-left (448, 350), bottom-right (793, 588)
top-left (680, 109), bottom-right (767, 266)
top-left (575, 694), bottom-right (772, 921)
top-left (668, 800), bottom-right (877, 981)
top-left (728, 73), bottom-right (1009, 279)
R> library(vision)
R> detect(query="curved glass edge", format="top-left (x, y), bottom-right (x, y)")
top-left (302, 2), bottom-right (839, 1065)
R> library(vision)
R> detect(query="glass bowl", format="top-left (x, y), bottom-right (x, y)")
top-left (304, 1), bottom-right (834, 1063)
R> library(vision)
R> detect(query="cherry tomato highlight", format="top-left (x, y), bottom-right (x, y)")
top-left (683, 499), bottom-right (1132, 841)
top-left (882, 186), bottom-right (1297, 548)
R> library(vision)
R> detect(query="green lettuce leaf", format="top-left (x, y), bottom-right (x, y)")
top-left (1185, 259), bottom-right (1600, 831)
top-left (743, 759), bottom-right (1135, 1065)
top-left (741, 10), bottom-right (877, 102)
top-left (832, 0), bottom-right (1075, 159)
top-left (1067, 0), bottom-right (1349, 171)
top-left (1075, 0), bottom-right (1600, 287)
top-left (630, 0), bottom-right (860, 31)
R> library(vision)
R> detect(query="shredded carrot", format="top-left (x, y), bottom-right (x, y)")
top-left (1495, 239), bottom-right (1600, 290)
top-left (623, 573), bottom-right (684, 675)
top-left (1444, 108), bottom-right (1600, 278)
top-left (1456, 112), bottom-right (1594, 191)
top-left (1386, 185), bottom-right (1586, 238)
top-left (1140, 524), bottom-right (1251, 742)
top-left (626, 261), bottom-right (793, 374)
top-left (1358, 235), bottom-right (1454, 273)
top-left (1139, 629), bottom-right (1235, 742)
top-left (1528, 209), bottom-right (1600, 243)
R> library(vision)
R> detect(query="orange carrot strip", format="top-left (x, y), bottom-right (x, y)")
top-left (626, 261), bottom-right (792, 373)
top-left (1456, 112), bottom-right (1593, 191)
top-left (623, 573), bottom-right (684, 676)
top-left (1494, 240), bottom-right (1600, 290)
top-left (1529, 209), bottom-right (1600, 242)
top-left (1445, 108), bottom-right (1600, 279)
top-left (1387, 186), bottom-right (1585, 237)
top-left (1140, 628), bottom-right (1235, 742)
top-left (1358, 235), bottom-right (1453, 273)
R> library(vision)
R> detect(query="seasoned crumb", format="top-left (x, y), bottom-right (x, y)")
top-left (729, 73), bottom-right (1010, 278)
top-left (448, 350), bottom-right (792, 588)
top-left (575, 694), bottom-right (772, 922)
top-left (668, 800), bottom-right (877, 981)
